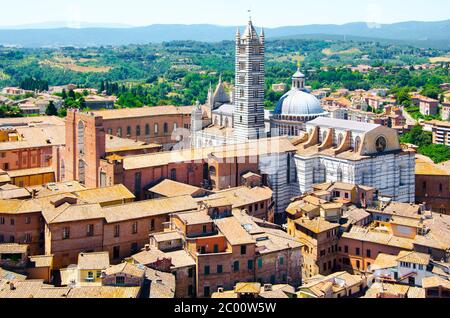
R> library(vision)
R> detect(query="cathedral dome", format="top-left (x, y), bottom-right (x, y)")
top-left (274, 89), bottom-right (326, 116)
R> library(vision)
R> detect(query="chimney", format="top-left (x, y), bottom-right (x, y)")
top-left (264, 284), bottom-right (272, 292)
top-left (145, 244), bottom-right (150, 251)
top-left (9, 282), bottom-right (16, 290)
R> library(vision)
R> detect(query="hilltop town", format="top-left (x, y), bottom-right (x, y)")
top-left (0, 17), bottom-right (449, 299)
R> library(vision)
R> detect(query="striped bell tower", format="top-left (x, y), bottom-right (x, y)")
top-left (233, 17), bottom-right (266, 142)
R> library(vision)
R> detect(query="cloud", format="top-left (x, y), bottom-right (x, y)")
top-left (365, 3), bottom-right (382, 28)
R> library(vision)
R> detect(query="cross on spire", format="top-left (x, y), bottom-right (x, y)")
top-left (296, 51), bottom-right (302, 70)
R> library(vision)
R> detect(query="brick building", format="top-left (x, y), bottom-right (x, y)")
top-left (415, 157), bottom-right (450, 214)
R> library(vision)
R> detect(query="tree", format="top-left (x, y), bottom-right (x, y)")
top-left (45, 101), bottom-right (58, 116)
top-left (421, 84), bottom-right (441, 100)
top-left (395, 87), bottom-right (412, 106)
top-left (68, 89), bottom-right (76, 99)
top-left (61, 89), bottom-right (67, 100)
top-left (400, 125), bottom-right (432, 147)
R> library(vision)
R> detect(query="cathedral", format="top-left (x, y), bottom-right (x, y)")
top-left (191, 18), bottom-right (329, 147)
top-left (189, 17), bottom-right (415, 221)
top-left (191, 17), bottom-right (266, 147)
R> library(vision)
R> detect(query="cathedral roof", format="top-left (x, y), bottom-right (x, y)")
top-left (212, 104), bottom-right (234, 115)
top-left (293, 68), bottom-right (305, 78)
top-left (274, 89), bottom-right (326, 117)
top-left (242, 20), bottom-right (260, 42)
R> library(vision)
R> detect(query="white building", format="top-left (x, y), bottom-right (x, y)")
top-left (368, 251), bottom-right (450, 287)
top-left (190, 17), bottom-right (416, 223)
top-left (293, 117), bottom-right (415, 203)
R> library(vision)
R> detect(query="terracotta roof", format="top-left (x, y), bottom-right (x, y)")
top-left (371, 253), bottom-right (398, 270)
top-left (0, 268), bottom-right (27, 281)
top-left (149, 179), bottom-right (203, 198)
top-left (104, 262), bottom-right (145, 278)
top-left (105, 134), bottom-right (160, 153)
top-left (29, 255), bottom-right (53, 268)
top-left (416, 158), bottom-right (450, 176)
top-left (27, 181), bottom-right (86, 198)
top-left (73, 184), bottom-right (135, 205)
top-left (43, 203), bottom-right (104, 224)
top-left (200, 186), bottom-right (272, 209)
top-left (299, 272), bottom-right (364, 297)
top-left (0, 243), bottom-right (28, 254)
top-left (390, 216), bottom-right (422, 228)
top-left (329, 182), bottom-right (356, 191)
top-left (0, 187), bottom-right (30, 200)
top-left (7, 167), bottom-right (54, 178)
top-left (396, 251), bottom-right (430, 266)
top-left (122, 137), bottom-right (296, 170)
top-left (152, 231), bottom-right (183, 243)
top-left (342, 226), bottom-right (414, 250)
top-left (0, 125), bottom-right (65, 152)
top-left (0, 280), bottom-right (70, 298)
top-left (164, 249), bottom-right (196, 269)
top-left (66, 286), bottom-right (141, 298)
top-left (215, 216), bottom-right (255, 246)
top-left (102, 196), bottom-right (198, 223)
top-left (345, 208), bottom-right (371, 223)
top-left (294, 217), bottom-right (340, 234)
top-left (145, 268), bottom-right (175, 298)
top-left (131, 248), bottom-right (169, 266)
top-left (77, 252), bottom-right (110, 270)
top-left (175, 210), bottom-right (212, 226)
top-left (364, 282), bottom-right (425, 298)
top-left (234, 282), bottom-right (261, 294)
top-left (91, 105), bottom-right (195, 120)
top-left (380, 202), bottom-right (422, 219)
top-left (422, 276), bottom-right (450, 289)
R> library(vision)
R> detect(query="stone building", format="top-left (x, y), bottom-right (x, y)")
top-left (293, 117), bottom-right (415, 203)
top-left (415, 157), bottom-right (450, 214)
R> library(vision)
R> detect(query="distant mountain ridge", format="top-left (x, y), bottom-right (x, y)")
top-left (0, 20), bottom-right (449, 48)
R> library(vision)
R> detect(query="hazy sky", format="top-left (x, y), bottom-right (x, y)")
top-left (0, 0), bottom-right (449, 28)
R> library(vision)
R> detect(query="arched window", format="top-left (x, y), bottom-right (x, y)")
top-left (322, 131), bottom-right (327, 143)
top-left (209, 166), bottom-right (217, 177)
top-left (399, 165), bottom-right (408, 186)
top-left (313, 164), bottom-right (327, 184)
top-left (354, 136), bottom-right (361, 152)
top-left (170, 168), bottom-right (177, 181)
top-left (117, 127), bottom-right (122, 138)
top-left (136, 125), bottom-right (141, 137)
top-left (77, 121), bottom-right (85, 155)
top-left (380, 165), bottom-right (388, 189)
top-left (145, 124), bottom-right (150, 136)
top-left (337, 168), bottom-right (343, 182)
top-left (224, 117), bottom-right (229, 127)
top-left (60, 160), bottom-right (65, 181)
top-left (154, 124), bottom-right (159, 135)
top-left (107, 128), bottom-right (112, 135)
top-left (126, 126), bottom-right (131, 137)
top-left (173, 123), bottom-right (178, 131)
top-left (362, 171), bottom-right (370, 186)
top-left (163, 123), bottom-right (168, 134)
top-left (337, 133), bottom-right (344, 147)
top-left (78, 160), bottom-right (86, 185)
